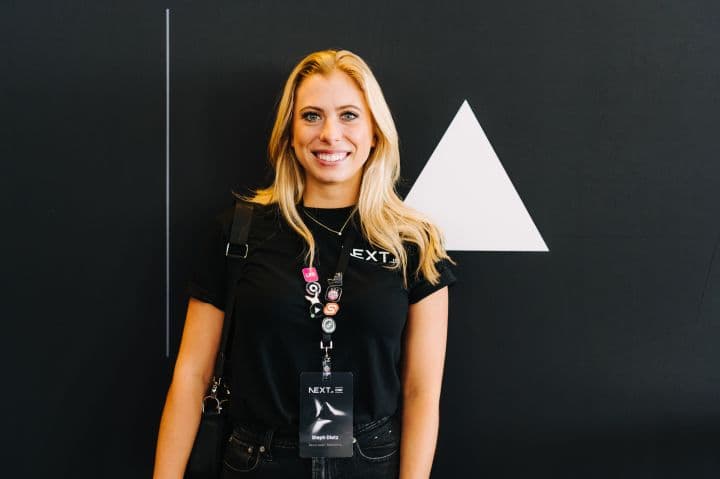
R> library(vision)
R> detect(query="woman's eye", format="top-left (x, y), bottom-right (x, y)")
top-left (302, 112), bottom-right (321, 122)
top-left (341, 111), bottom-right (358, 121)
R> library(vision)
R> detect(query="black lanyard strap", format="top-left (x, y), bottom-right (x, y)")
top-left (303, 226), bottom-right (357, 378)
top-left (333, 227), bottom-right (357, 283)
top-left (318, 227), bottom-right (356, 334)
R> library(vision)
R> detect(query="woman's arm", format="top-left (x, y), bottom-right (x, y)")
top-left (399, 286), bottom-right (449, 479)
top-left (153, 298), bottom-right (225, 479)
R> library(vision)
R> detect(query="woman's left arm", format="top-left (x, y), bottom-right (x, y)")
top-left (399, 286), bottom-right (449, 479)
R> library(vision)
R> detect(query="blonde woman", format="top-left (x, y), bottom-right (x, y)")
top-left (154, 49), bottom-right (456, 479)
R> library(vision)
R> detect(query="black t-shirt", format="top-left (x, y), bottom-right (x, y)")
top-left (187, 202), bottom-right (456, 433)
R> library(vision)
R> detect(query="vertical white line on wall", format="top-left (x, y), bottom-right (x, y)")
top-left (165, 8), bottom-right (171, 358)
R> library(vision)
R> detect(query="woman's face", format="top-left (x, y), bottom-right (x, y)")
top-left (291, 70), bottom-right (375, 199)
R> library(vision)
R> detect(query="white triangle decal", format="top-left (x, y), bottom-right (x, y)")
top-left (404, 100), bottom-right (548, 252)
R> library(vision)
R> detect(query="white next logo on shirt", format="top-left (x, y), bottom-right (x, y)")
top-left (350, 248), bottom-right (397, 264)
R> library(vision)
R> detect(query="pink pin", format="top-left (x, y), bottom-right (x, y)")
top-left (302, 267), bottom-right (318, 282)
top-left (326, 287), bottom-right (341, 301)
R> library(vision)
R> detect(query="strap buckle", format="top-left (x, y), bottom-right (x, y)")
top-left (226, 242), bottom-right (248, 258)
top-left (202, 376), bottom-right (230, 414)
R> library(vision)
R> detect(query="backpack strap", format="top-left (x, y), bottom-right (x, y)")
top-left (213, 199), bottom-right (254, 382)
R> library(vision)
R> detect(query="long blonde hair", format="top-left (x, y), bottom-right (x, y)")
top-left (240, 49), bottom-right (455, 287)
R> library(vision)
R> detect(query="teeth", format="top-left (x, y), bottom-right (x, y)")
top-left (315, 152), bottom-right (347, 162)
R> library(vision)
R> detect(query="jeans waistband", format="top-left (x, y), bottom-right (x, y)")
top-left (232, 415), bottom-right (395, 449)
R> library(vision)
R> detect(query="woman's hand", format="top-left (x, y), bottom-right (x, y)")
top-left (399, 287), bottom-right (449, 479)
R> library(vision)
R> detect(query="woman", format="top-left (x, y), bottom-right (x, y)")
top-left (154, 49), bottom-right (456, 478)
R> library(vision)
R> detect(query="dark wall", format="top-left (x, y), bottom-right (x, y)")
top-left (3, 1), bottom-right (720, 477)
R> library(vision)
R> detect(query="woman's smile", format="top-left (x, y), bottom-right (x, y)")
top-left (313, 150), bottom-right (351, 164)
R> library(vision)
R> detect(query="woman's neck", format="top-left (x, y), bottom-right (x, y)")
top-left (302, 183), bottom-right (359, 208)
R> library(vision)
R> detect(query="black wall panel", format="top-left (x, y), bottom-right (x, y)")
top-left (3, 1), bottom-right (720, 477)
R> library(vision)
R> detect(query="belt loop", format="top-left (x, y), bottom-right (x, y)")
top-left (260, 428), bottom-right (275, 462)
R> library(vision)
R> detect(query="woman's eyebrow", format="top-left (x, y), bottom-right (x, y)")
top-left (298, 105), bottom-right (322, 112)
top-left (298, 104), bottom-right (361, 112)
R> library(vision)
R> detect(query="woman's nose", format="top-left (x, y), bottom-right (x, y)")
top-left (320, 118), bottom-right (341, 142)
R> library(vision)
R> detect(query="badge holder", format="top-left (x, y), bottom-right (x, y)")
top-left (299, 371), bottom-right (353, 457)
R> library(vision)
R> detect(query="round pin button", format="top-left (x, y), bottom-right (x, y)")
top-left (309, 303), bottom-right (323, 318)
top-left (305, 281), bottom-right (321, 296)
top-left (321, 317), bottom-right (336, 334)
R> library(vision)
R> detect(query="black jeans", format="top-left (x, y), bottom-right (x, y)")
top-left (221, 415), bottom-right (401, 478)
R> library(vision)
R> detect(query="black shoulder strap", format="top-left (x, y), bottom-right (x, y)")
top-left (213, 200), bottom-right (254, 381)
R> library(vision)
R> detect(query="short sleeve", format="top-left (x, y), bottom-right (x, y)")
top-left (406, 246), bottom-right (457, 304)
top-left (186, 208), bottom-right (233, 311)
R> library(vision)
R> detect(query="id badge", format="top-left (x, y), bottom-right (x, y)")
top-left (299, 372), bottom-right (353, 458)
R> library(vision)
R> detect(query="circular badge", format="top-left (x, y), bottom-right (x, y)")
top-left (305, 281), bottom-right (321, 296)
top-left (321, 317), bottom-right (336, 334)
top-left (309, 303), bottom-right (323, 318)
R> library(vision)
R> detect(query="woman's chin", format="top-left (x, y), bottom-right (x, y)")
top-left (305, 171), bottom-right (362, 189)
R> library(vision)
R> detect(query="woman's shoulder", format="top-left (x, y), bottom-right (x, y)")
top-left (216, 199), bottom-right (279, 221)
top-left (211, 200), bottom-right (281, 238)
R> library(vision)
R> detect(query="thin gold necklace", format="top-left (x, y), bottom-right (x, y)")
top-left (302, 206), bottom-right (357, 236)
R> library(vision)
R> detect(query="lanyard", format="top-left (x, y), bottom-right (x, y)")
top-left (301, 228), bottom-right (357, 379)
